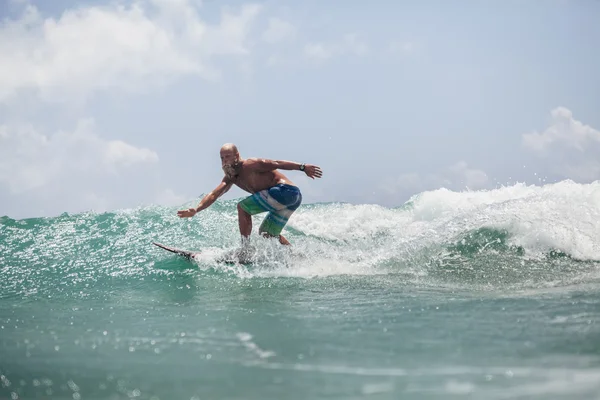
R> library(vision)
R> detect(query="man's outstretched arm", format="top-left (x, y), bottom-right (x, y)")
top-left (250, 159), bottom-right (323, 179)
top-left (177, 178), bottom-right (232, 218)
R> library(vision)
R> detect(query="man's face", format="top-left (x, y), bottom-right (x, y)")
top-left (220, 149), bottom-right (238, 167)
top-left (221, 149), bottom-right (239, 178)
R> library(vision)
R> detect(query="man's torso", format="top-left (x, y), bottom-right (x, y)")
top-left (229, 160), bottom-right (296, 194)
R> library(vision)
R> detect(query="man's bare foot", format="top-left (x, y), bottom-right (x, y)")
top-left (260, 231), bottom-right (291, 246)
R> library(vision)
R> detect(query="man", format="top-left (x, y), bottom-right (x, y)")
top-left (177, 143), bottom-right (323, 247)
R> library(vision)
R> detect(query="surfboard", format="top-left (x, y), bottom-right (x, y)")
top-left (152, 242), bottom-right (249, 265)
top-left (152, 242), bottom-right (200, 261)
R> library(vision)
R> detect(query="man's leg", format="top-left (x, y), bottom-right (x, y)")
top-left (237, 192), bottom-right (270, 249)
top-left (258, 210), bottom-right (295, 246)
top-left (237, 203), bottom-right (252, 238)
top-left (239, 185), bottom-right (301, 246)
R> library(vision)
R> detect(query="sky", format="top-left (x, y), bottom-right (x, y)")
top-left (1, 0), bottom-right (599, 219)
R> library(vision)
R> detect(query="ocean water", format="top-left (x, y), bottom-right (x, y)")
top-left (1, 180), bottom-right (599, 400)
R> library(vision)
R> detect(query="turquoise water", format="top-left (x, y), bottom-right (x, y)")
top-left (1, 180), bottom-right (600, 399)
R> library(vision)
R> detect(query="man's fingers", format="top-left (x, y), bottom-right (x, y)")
top-left (303, 165), bottom-right (322, 179)
top-left (177, 209), bottom-right (193, 218)
top-left (312, 167), bottom-right (323, 178)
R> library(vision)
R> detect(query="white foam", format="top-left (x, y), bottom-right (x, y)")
top-left (236, 332), bottom-right (276, 359)
top-left (195, 180), bottom-right (600, 279)
top-left (293, 180), bottom-right (600, 263)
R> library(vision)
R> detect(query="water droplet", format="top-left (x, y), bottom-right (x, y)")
top-left (67, 380), bottom-right (79, 392)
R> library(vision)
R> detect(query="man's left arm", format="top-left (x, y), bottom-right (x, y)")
top-left (253, 159), bottom-right (323, 179)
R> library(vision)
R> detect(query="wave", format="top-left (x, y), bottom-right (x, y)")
top-left (1, 180), bottom-right (599, 292)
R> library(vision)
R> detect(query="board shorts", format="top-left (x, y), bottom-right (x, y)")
top-left (238, 183), bottom-right (302, 236)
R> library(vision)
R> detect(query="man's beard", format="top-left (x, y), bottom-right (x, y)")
top-left (222, 163), bottom-right (238, 178)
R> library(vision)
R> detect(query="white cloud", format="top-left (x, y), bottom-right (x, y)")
top-left (262, 17), bottom-right (296, 44)
top-left (105, 140), bottom-right (159, 169)
top-left (448, 161), bottom-right (489, 189)
top-left (523, 107), bottom-right (600, 153)
top-left (304, 43), bottom-right (332, 60)
top-left (0, 118), bottom-right (158, 194)
top-left (0, 0), bottom-right (262, 103)
top-left (264, 28), bottom-right (368, 66)
top-left (155, 188), bottom-right (188, 207)
top-left (304, 33), bottom-right (368, 62)
top-left (0, 118), bottom-right (186, 217)
top-left (522, 107), bottom-right (600, 181)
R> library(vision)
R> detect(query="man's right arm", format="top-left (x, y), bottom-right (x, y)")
top-left (177, 178), bottom-right (232, 218)
top-left (195, 179), bottom-right (232, 212)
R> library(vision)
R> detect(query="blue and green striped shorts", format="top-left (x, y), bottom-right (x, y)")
top-left (238, 184), bottom-right (302, 236)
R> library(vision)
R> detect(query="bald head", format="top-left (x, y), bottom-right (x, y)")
top-left (220, 143), bottom-right (238, 155)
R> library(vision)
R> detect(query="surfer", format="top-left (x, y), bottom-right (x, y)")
top-left (177, 143), bottom-right (323, 247)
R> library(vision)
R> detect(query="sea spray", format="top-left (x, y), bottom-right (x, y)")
top-left (1, 180), bottom-right (599, 293)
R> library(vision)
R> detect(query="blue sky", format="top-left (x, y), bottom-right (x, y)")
top-left (1, 0), bottom-right (599, 218)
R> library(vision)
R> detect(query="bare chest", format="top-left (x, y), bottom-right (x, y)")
top-left (233, 170), bottom-right (275, 193)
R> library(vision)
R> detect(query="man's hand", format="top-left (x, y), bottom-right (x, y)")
top-left (303, 164), bottom-right (323, 179)
top-left (177, 208), bottom-right (197, 218)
